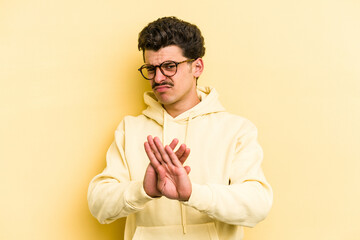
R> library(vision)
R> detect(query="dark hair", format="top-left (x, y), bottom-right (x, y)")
top-left (138, 16), bottom-right (205, 59)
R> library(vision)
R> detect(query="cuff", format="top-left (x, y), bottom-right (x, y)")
top-left (124, 181), bottom-right (154, 210)
top-left (183, 183), bottom-right (214, 212)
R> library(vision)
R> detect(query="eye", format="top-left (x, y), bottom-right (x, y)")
top-left (145, 66), bottom-right (155, 73)
top-left (162, 62), bottom-right (176, 70)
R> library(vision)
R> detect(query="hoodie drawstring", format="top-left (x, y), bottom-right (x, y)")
top-left (162, 109), bottom-right (167, 144)
top-left (180, 111), bottom-right (194, 234)
top-left (162, 109), bottom-right (195, 234)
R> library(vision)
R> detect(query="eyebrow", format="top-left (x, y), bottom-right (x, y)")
top-left (144, 60), bottom-right (176, 66)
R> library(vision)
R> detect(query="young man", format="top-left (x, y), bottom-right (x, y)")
top-left (88, 17), bottom-right (273, 240)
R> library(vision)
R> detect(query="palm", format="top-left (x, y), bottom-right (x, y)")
top-left (156, 163), bottom-right (191, 200)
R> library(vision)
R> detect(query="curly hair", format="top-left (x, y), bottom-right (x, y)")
top-left (138, 17), bottom-right (205, 60)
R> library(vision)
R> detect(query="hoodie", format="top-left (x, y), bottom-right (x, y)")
top-left (88, 86), bottom-right (273, 240)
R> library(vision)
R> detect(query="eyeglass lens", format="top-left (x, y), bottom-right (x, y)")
top-left (141, 61), bottom-right (177, 79)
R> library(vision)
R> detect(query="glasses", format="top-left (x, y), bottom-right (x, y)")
top-left (138, 59), bottom-right (195, 80)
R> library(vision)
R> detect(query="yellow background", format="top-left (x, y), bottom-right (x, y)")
top-left (1, 0), bottom-right (359, 239)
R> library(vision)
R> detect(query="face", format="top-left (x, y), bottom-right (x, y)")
top-left (144, 45), bottom-right (203, 110)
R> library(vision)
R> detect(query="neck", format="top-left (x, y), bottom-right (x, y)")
top-left (164, 96), bottom-right (200, 118)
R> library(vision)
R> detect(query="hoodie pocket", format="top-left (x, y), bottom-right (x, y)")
top-left (132, 222), bottom-right (219, 240)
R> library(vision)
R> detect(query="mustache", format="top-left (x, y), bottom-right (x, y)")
top-left (152, 81), bottom-right (174, 89)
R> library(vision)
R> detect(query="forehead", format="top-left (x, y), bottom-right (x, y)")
top-left (144, 45), bottom-right (185, 64)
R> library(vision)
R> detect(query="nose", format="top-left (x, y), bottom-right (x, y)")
top-left (153, 66), bottom-right (166, 83)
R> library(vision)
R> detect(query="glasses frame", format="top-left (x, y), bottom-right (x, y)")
top-left (138, 59), bottom-right (195, 80)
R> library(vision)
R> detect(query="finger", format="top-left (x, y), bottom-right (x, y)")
top-left (144, 142), bottom-right (162, 170)
top-left (165, 145), bottom-right (182, 167)
top-left (145, 142), bottom-right (167, 179)
top-left (179, 148), bottom-right (191, 164)
top-left (169, 138), bottom-right (179, 150)
top-left (155, 162), bottom-right (167, 180)
top-left (147, 136), bottom-right (163, 163)
top-left (175, 144), bottom-right (186, 160)
top-left (154, 137), bottom-right (172, 164)
top-left (184, 166), bottom-right (191, 175)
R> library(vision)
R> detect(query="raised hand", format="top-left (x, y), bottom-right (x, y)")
top-left (143, 138), bottom-right (181, 198)
top-left (144, 136), bottom-right (192, 201)
top-left (143, 137), bottom-right (191, 198)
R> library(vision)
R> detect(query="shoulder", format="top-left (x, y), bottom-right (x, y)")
top-left (213, 112), bottom-right (260, 144)
top-left (215, 111), bottom-right (258, 131)
top-left (114, 114), bottom-right (152, 132)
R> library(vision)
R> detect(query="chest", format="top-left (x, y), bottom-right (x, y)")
top-left (123, 116), bottom-right (238, 184)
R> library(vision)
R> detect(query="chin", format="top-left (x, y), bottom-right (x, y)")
top-left (155, 94), bottom-right (175, 105)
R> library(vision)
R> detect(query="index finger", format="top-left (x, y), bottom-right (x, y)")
top-left (144, 141), bottom-right (162, 170)
top-left (165, 145), bottom-right (182, 167)
top-left (169, 138), bottom-right (179, 150)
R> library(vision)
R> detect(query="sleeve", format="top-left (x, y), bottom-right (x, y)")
top-left (87, 120), bottom-right (154, 224)
top-left (183, 121), bottom-right (273, 227)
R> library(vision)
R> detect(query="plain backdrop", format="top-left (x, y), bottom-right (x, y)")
top-left (1, 0), bottom-right (359, 239)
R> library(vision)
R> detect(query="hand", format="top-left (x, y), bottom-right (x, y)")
top-left (143, 137), bottom-right (191, 198)
top-left (144, 136), bottom-right (192, 201)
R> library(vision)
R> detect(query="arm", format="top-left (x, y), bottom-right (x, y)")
top-left (87, 124), bottom-right (191, 224)
top-left (87, 121), bottom-right (153, 224)
top-left (184, 124), bottom-right (273, 227)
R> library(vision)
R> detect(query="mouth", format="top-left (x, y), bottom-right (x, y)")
top-left (153, 85), bottom-right (172, 92)
top-left (152, 81), bottom-right (174, 92)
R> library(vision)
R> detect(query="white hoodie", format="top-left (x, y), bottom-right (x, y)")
top-left (88, 86), bottom-right (273, 240)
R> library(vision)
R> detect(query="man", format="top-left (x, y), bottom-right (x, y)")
top-left (88, 16), bottom-right (272, 240)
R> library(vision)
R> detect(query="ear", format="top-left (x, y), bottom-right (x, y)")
top-left (192, 58), bottom-right (204, 78)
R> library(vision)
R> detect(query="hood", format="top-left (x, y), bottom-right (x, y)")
top-left (142, 86), bottom-right (225, 125)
